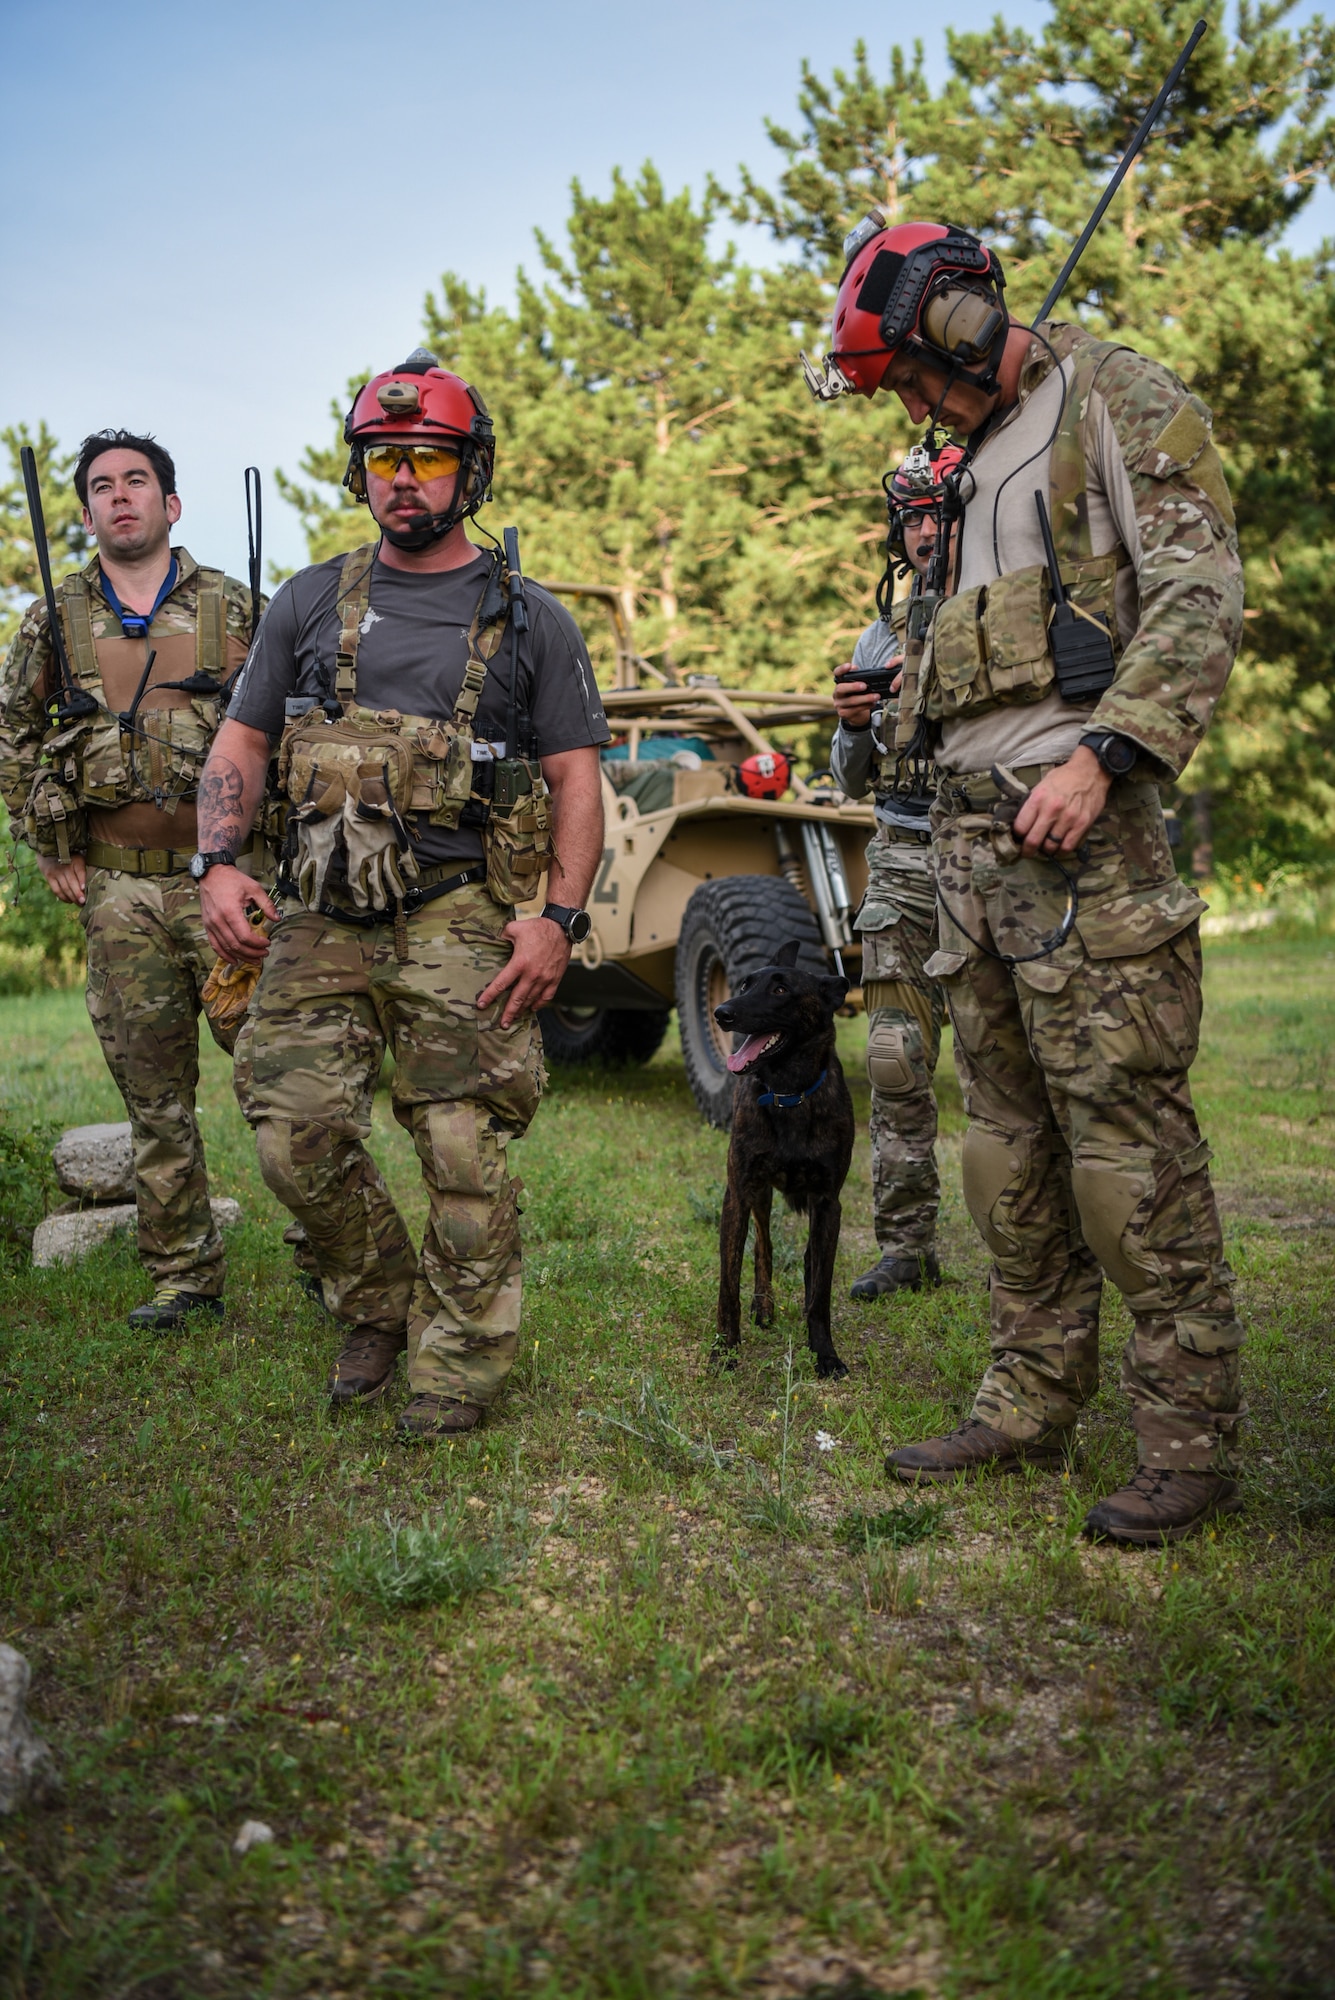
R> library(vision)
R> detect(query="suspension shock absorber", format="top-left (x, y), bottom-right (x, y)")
top-left (773, 821), bottom-right (810, 901)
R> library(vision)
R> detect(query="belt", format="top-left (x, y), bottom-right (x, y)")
top-left (935, 764), bottom-right (1059, 816)
top-left (279, 862), bottom-right (488, 930)
top-left (873, 813), bottom-right (933, 845)
top-left (86, 842), bottom-right (195, 877)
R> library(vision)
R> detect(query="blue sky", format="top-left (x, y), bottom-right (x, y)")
top-left (2, 0), bottom-right (1330, 579)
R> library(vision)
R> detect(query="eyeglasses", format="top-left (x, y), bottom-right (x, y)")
top-left (362, 442), bottom-right (463, 481)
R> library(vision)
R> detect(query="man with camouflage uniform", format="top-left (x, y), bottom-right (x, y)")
top-left (196, 351), bottom-right (606, 1438)
top-left (830, 446), bottom-right (964, 1299)
top-left (804, 219), bottom-right (1245, 1543)
top-left (0, 431), bottom-right (255, 1327)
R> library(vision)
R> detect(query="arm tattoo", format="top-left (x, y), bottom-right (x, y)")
top-left (196, 759), bottom-right (250, 853)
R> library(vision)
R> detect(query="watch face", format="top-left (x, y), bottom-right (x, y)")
top-left (568, 910), bottom-right (593, 943)
top-left (189, 854), bottom-right (207, 879)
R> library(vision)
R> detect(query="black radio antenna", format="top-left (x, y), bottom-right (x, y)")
top-left (1037, 17), bottom-right (1208, 326)
top-left (19, 444), bottom-right (98, 723)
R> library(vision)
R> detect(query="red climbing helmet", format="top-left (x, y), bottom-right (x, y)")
top-left (342, 347), bottom-right (495, 544)
top-left (737, 750), bottom-right (791, 801)
top-left (800, 216), bottom-right (1008, 401)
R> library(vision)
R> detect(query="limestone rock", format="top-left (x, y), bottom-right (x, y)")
top-left (0, 1646), bottom-right (59, 1814)
top-left (51, 1122), bottom-right (134, 1201)
top-left (233, 1818), bottom-right (274, 1854)
top-left (32, 1197), bottom-right (242, 1268)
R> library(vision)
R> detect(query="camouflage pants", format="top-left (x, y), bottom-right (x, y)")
top-left (929, 775), bottom-right (1244, 1472)
top-left (857, 831), bottom-right (943, 1259)
top-left (233, 883), bottom-right (544, 1405)
top-left (81, 866), bottom-right (235, 1293)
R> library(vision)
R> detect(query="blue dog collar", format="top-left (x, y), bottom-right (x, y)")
top-left (757, 1068), bottom-right (827, 1110)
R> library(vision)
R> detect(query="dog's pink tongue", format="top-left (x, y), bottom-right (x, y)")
top-left (727, 1034), bottom-right (769, 1074)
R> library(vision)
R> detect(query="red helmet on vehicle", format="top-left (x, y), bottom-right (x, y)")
top-left (343, 347), bottom-right (495, 548)
top-left (737, 750), bottom-right (791, 801)
top-left (800, 216), bottom-right (1008, 402)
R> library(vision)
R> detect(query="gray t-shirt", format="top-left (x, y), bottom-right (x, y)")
top-left (229, 547), bottom-right (610, 864)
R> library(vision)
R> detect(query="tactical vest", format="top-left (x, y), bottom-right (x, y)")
top-left (24, 567), bottom-right (228, 861)
top-left (275, 543), bottom-right (552, 914)
top-left (894, 325), bottom-right (1233, 749)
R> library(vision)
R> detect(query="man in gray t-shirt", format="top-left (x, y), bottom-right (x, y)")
top-left (195, 350), bottom-right (608, 1439)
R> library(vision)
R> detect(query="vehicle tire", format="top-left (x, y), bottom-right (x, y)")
top-left (538, 1004), bottom-right (671, 1069)
top-left (675, 876), bottom-right (827, 1128)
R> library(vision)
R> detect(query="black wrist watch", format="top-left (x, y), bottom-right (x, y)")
top-left (1079, 731), bottom-right (1138, 779)
top-left (189, 850), bottom-right (236, 880)
top-left (541, 902), bottom-right (592, 943)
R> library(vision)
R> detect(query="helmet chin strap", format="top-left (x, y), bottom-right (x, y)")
top-left (379, 507), bottom-right (458, 551)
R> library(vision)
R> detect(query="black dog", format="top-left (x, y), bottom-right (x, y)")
top-left (712, 940), bottom-right (855, 1378)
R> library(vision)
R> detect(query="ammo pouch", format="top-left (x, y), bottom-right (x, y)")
top-left (918, 548), bottom-right (1123, 724)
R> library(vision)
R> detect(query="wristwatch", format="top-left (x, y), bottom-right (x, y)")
top-left (541, 902), bottom-right (593, 943)
top-left (1079, 731), bottom-right (1138, 779)
top-left (189, 850), bottom-right (236, 880)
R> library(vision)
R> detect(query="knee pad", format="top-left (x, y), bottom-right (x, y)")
top-left (255, 1118), bottom-right (333, 1209)
top-left (868, 1015), bottom-right (921, 1097)
top-left (1071, 1163), bottom-right (1154, 1301)
top-left (961, 1124), bottom-right (1023, 1256)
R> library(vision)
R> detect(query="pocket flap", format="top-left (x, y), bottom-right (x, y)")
top-left (924, 949), bottom-right (968, 980)
top-left (1175, 1311), bottom-right (1244, 1357)
top-left (930, 589), bottom-right (986, 692)
top-left (855, 901), bottom-right (902, 934)
top-left (1074, 876), bottom-right (1206, 961)
top-left (983, 564), bottom-right (1051, 671)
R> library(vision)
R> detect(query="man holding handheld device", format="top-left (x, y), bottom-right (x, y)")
top-left (801, 28), bottom-right (1248, 1544)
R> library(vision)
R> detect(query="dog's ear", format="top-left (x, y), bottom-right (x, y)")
top-left (773, 939), bottom-right (802, 968)
top-left (821, 974), bottom-right (850, 1009)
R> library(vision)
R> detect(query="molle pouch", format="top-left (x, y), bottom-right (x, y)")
top-left (922, 588), bottom-right (986, 721)
top-left (407, 721), bottom-right (473, 826)
top-left (78, 715), bottom-right (131, 804)
top-left (981, 565), bottom-right (1055, 704)
top-left (484, 763), bottom-right (551, 907)
top-left (149, 705), bottom-right (216, 809)
top-left (279, 711), bottom-right (414, 825)
top-left (24, 770), bottom-right (86, 862)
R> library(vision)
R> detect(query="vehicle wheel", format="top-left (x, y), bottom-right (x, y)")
top-left (538, 1004), bottom-right (671, 1069)
top-left (675, 876), bottom-right (827, 1128)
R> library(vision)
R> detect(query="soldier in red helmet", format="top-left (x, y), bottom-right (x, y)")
top-left (196, 350), bottom-right (609, 1436)
top-left (807, 214), bottom-right (1247, 1545)
top-left (830, 444), bottom-right (961, 1301)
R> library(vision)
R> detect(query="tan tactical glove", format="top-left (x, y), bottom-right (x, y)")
top-left (293, 810), bottom-right (343, 910)
top-left (201, 905), bottom-right (271, 1032)
top-left (344, 762), bottom-right (418, 912)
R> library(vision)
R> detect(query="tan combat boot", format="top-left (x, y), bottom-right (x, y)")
top-left (1083, 1466), bottom-right (1242, 1545)
top-left (396, 1394), bottom-right (485, 1439)
top-left (886, 1416), bottom-right (1070, 1484)
top-left (327, 1328), bottom-right (407, 1406)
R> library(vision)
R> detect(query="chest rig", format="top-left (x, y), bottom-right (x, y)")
top-left (895, 326), bottom-right (1135, 750)
top-left (275, 542), bottom-right (552, 939)
top-left (23, 566), bottom-right (228, 861)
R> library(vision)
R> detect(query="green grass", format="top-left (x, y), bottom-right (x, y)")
top-left (1, 940), bottom-right (1333, 1996)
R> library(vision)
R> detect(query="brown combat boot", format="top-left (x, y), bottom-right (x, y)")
top-left (327, 1328), bottom-right (407, 1406)
top-left (886, 1416), bottom-right (1070, 1484)
top-left (395, 1394), bottom-right (485, 1439)
top-left (1083, 1466), bottom-right (1242, 1546)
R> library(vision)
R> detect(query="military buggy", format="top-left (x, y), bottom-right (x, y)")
top-left (525, 584), bottom-right (874, 1126)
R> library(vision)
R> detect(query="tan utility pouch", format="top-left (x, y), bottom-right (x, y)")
top-left (920, 551), bottom-right (1122, 723)
top-left (401, 717), bottom-right (475, 826)
top-left (484, 761), bottom-right (552, 906)
top-left (24, 769), bottom-right (87, 862)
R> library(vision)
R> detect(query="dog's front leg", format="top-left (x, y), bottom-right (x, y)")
top-left (750, 1182), bottom-right (775, 1327)
top-left (713, 1162), bottom-right (749, 1368)
top-left (804, 1195), bottom-right (849, 1379)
